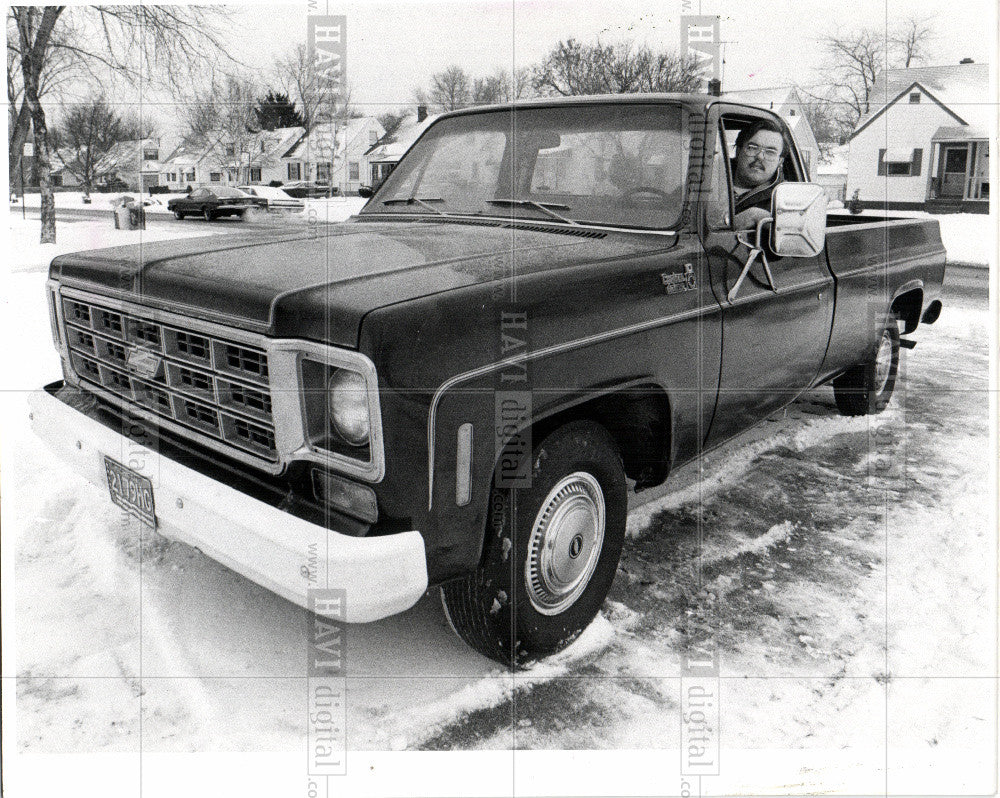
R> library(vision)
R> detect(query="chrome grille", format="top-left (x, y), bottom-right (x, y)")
top-left (62, 296), bottom-right (278, 463)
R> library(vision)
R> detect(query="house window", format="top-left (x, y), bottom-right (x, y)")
top-left (788, 109), bottom-right (795, 116)
top-left (52, 174), bottom-right (63, 186)
top-left (210, 172), bottom-right (222, 182)
top-left (143, 149), bottom-right (158, 160)
top-left (186, 171), bottom-right (195, 182)
top-left (878, 148), bottom-right (922, 177)
top-left (260, 141), bottom-right (266, 152)
top-left (349, 161), bottom-right (360, 181)
top-left (369, 130), bottom-right (378, 144)
top-left (909, 92), bottom-right (921, 103)
top-left (250, 167), bottom-right (261, 182)
top-left (225, 145), bottom-right (235, 157)
top-left (316, 163), bottom-right (331, 181)
top-left (287, 162), bottom-right (301, 180)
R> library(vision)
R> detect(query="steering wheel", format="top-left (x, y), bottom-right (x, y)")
top-left (622, 186), bottom-right (671, 202)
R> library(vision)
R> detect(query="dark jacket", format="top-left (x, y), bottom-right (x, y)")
top-left (734, 172), bottom-right (783, 215)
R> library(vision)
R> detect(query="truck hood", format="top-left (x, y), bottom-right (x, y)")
top-left (50, 219), bottom-right (667, 347)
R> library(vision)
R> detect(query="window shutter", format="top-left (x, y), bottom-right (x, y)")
top-left (911, 148), bottom-right (923, 176)
top-left (878, 149), bottom-right (886, 176)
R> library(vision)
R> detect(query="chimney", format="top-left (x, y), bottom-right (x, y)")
top-left (960, 57), bottom-right (975, 64)
top-left (707, 78), bottom-right (722, 96)
top-left (417, 104), bottom-right (428, 123)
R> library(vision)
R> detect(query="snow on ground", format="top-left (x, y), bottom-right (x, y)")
top-left (850, 209), bottom-right (993, 265)
top-left (4, 211), bottom-right (996, 794)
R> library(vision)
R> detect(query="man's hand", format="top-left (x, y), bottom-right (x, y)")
top-left (733, 205), bottom-right (771, 230)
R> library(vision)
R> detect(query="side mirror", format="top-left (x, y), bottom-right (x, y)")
top-left (770, 183), bottom-right (827, 257)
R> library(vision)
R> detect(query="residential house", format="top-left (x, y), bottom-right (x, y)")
top-left (93, 137), bottom-right (170, 191)
top-left (847, 61), bottom-right (990, 213)
top-left (723, 86), bottom-right (821, 177)
top-left (366, 106), bottom-right (439, 187)
top-left (159, 127), bottom-right (306, 189)
top-left (282, 116), bottom-right (385, 194)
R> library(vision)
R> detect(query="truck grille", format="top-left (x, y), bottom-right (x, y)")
top-left (62, 296), bottom-right (279, 463)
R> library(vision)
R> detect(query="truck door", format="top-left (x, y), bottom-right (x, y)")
top-left (701, 109), bottom-right (835, 447)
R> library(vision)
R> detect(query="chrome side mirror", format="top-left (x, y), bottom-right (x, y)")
top-left (771, 183), bottom-right (827, 257)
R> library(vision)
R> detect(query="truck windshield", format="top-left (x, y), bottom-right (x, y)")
top-left (367, 104), bottom-right (687, 230)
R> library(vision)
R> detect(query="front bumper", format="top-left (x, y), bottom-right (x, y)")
top-left (28, 385), bottom-right (428, 622)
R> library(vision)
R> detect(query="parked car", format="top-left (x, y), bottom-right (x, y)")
top-left (281, 181), bottom-right (336, 199)
top-left (236, 185), bottom-right (305, 212)
top-left (33, 94), bottom-right (946, 667)
top-left (166, 186), bottom-right (265, 220)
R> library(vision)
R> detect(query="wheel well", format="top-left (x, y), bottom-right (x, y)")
top-left (525, 385), bottom-right (671, 491)
top-left (891, 288), bottom-right (924, 334)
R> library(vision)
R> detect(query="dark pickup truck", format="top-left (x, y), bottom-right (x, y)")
top-left (32, 94), bottom-right (945, 666)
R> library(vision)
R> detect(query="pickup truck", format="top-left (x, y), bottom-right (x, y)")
top-left (31, 94), bottom-right (946, 666)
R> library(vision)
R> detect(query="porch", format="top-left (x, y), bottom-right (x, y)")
top-left (926, 127), bottom-right (989, 213)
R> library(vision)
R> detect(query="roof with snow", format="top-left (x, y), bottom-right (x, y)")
top-left (284, 116), bottom-right (384, 161)
top-left (367, 113), bottom-right (440, 163)
top-left (852, 62), bottom-right (991, 138)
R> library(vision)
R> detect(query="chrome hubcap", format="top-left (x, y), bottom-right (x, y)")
top-left (874, 331), bottom-right (893, 394)
top-left (525, 472), bottom-right (605, 615)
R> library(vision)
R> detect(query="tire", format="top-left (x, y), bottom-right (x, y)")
top-left (441, 420), bottom-right (627, 668)
top-left (202, 206), bottom-right (213, 221)
top-left (833, 319), bottom-right (900, 416)
top-left (173, 210), bottom-right (185, 220)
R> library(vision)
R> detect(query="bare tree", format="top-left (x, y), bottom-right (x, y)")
top-left (55, 95), bottom-right (145, 194)
top-left (430, 65), bottom-right (472, 111)
top-left (890, 14), bottom-right (936, 69)
top-left (471, 67), bottom-right (532, 104)
top-left (816, 18), bottom-right (936, 133)
top-left (273, 43), bottom-right (354, 130)
top-left (532, 38), bottom-right (704, 96)
top-left (8, 5), bottom-right (233, 242)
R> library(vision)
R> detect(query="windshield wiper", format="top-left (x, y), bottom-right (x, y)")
top-left (381, 196), bottom-right (449, 215)
top-left (486, 198), bottom-right (579, 226)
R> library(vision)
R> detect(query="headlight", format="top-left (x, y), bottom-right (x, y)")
top-left (327, 368), bottom-right (370, 446)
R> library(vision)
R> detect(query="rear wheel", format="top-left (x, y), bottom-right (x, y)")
top-left (833, 319), bottom-right (900, 416)
top-left (202, 205), bottom-right (213, 221)
top-left (173, 210), bottom-right (185, 220)
top-left (441, 420), bottom-right (626, 667)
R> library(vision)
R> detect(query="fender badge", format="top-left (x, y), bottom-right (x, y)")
top-left (661, 263), bottom-right (697, 294)
top-left (127, 347), bottom-right (163, 380)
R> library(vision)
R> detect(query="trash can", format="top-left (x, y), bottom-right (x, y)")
top-left (113, 198), bottom-right (146, 230)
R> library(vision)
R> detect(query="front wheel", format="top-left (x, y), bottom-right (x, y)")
top-left (173, 210), bottom-right (185, 220)
top-left (202, 206), bottom-right (213, 221)
top-left (833, 319), bottom-right (900, 416)
top-left (441, 420), bottom-right (626, 667)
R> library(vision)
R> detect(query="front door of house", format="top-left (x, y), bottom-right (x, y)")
top-left (941, 146), bottom-right (969, 197)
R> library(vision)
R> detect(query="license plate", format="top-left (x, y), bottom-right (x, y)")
top-left (104, 456), bottom-right (156, 527)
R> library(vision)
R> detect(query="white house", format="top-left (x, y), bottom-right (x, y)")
top-left (282, 116), bottom-right (385, 194)
top-left (846, 61), bottom-right (990, 213)
top-left (365, 106), bottom-right (439, 187)
top-left (159, 127), bottom-right (306, 190)
top-left (723, 86), bottom-right (821, 177)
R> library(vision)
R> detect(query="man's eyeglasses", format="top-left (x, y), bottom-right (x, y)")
top-left (742, 143), bottom-right (782, 161)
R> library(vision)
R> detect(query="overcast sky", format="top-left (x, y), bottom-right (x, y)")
top-left (217, 0), bottom-right (994, 114)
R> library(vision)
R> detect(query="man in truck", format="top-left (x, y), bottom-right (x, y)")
top-left (732, 118), bottom-right (786, 228)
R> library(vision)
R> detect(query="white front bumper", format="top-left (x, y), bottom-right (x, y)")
top-left (28, 386), bottom-right (428, 623)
